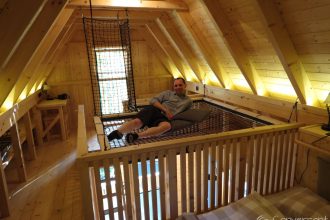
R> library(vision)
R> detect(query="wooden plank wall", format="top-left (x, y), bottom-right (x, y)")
top-left (130, 28), bottom-right (174, 99)
top-left (46, 23), bottom-right (173, 128)
top-left (46, 24), bottom-right (94, 129)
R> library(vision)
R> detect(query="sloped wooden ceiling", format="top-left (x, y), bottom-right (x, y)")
top-left (0, 0), bottom-right (329, 113)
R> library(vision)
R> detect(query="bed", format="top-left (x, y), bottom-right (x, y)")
top-left (178, 185), bottom-right (330, 220)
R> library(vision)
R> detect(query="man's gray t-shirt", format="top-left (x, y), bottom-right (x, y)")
top-left (149, 90), bottom-right (192, 116)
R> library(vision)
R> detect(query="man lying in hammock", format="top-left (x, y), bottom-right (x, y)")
top-left (107, 77), bottom-right (193, 143)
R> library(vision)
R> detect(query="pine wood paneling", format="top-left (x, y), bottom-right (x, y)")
top-left (131, 29), bottom-right (174, 99)
top-left (276, 0), bottom-right (330, 103)
top-left (46, 23), bottom-right (173, 128)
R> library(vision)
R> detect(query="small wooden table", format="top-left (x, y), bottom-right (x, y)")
top-left (35, 99), bottom-right (69, 145)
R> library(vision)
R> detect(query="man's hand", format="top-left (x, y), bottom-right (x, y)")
top-left (164, 109), bottom-right (173, 120)
top-left (152, 101), bottom-right (173, 120)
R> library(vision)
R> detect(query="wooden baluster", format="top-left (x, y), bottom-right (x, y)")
top-left (23, 111), bottom-right (37, 160)
top-left (168, 149), bottom-right (178, 219)
top-left (284, 130), bottom-right (292, 190)
top-left (202, 143), bottom-right (209, 211)
top-left (229, 139), bottom-right (237, 203)
top-left (263, 133), bottom-right (272, 195)
top-left (290, 130), bottom-right (298, 188)
top-left (141, 153), bottom-right (150, 220)
top-left (122, 156), bottom-right (133, 220)
top-left (267, 133), bottom-right (277, 194)
top-left (195, 145), bottom-right (202, 213)
top-left (149, 152), bottom-right (158, 220)
top-left (113, 157), bottom-right (124, 219)
top-left (258, 134), bottom-right (266, 195)
top-left (188, 145), bottom-right (194, 212)
top-left (245, 136), bottom-right (254, 195)
top-left (10, 121), bottom-right (27, 182)
top-left (210, 142), bottom-right (216, 209)
top-left (223, 140), bottom-right (230, 206)
top-left (158, 150), bottom-right (166, 220)
top-left (270, 132), bottom-right (279, 194)
top-left (103, 159), bottom-right (114, 220)
top-left (93, 161), bottom-right (105, 220)
top-left (216, 141), bottom-right (223, 207)
top-left (279, 131), bottom-right (288, 191)
top-left (0, 156), bottom-right (10, 217)
top-left (132, 154), bottom-right (141, 220)
top-left (179, 146), bottom-right (187, 213)
top-left (238, 137), bottom-right (246, 200)
top-left (275, 131), bottom-right (284, 192)
top-left (253, 135), bottom-right (261, 193)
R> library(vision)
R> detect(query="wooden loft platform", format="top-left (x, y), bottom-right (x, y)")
top-left (1, 0), bottom-right (330, 218)
top-left (2, 132), bottom-right (84, 220)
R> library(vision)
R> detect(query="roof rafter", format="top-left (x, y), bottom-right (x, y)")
top-left (201, 0), bottom-right (268, 96)
top-left (2, 8), bottom-right (74, 111)
top-left (27, 17), bottom-right (77, 96)
top-left (146, 21), bottom-right (198, 82)
top-left (0, 0), bottom-right (49, 68)
top-left (138, 25), bottom-right (183, 78)
top-left (0, 0), bottom-right (67, 109)
top-left (159, 13), bottom-right (206, 83)
top-left (251, 0), bottom-right (320, 106)
top-left (177, 11), bottom-right (234, 89)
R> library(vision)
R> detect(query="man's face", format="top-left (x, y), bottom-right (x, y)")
top-left (173, 79), bottom-right (186, 95)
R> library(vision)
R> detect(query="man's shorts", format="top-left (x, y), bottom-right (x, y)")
top-left (136, 106), bottom-right (169, 127)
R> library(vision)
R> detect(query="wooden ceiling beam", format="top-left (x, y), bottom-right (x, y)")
top-left (26, 17), bottom-right (77, 96)
top-left (0, 0), bottom-right (66, 109)
top-left (67, 0), bottom-right (188, 11)
top-left (146, 21), bottom-right (196, 82)
top-left (251, 0), bottom-right (320, 106)
top-left (78, 9), bottom-right (166, 20)
top-left (159, 13), bottom-right (205, 83)
top-left (201, 0), bottom-right (268, 96)
top-left (138, 26), bottom-right (183, 79)
top-left (177, 11), bottom-right (234, 89)
top-left (0, 0), bottom-right (47, 68)
top-left (1, 8), bottom-right (74, 111)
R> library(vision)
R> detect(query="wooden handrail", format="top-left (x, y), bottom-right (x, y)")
top-left (76, 105), bottom-right (88, 157)
top-left (76, 104), bottom-right (304, 220)
top-left (295, 139), bottom-right (330, 156)
top-left (77, 122), bottom-right (304, 162)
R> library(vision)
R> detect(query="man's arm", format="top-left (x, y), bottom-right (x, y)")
top-left (149, 90), bottom-right (173, 119)
top-left (152, 101), bottom-right (173, 119)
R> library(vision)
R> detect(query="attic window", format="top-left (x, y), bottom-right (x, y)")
top-left (96, 48), bottom-right (128, 114)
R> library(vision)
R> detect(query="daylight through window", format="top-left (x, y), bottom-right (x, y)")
top-left (96, 48), bottom-right (128, 114)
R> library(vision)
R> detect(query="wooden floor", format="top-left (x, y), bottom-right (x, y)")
top-left (2, 130), bottom-right (98, 220)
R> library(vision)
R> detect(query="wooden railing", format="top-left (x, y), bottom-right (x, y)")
top-left (76, 105), bottom-right (303, 220)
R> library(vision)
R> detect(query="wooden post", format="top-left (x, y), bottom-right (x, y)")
top-left (238, 138), bottom-right (247, 199)
top-left (23, 111), bottom-right (37, 160)
top-left (0, 157), bottom-right (10, 218)
top-left (58, 107), bottom-right (66, 141)
top-left (34, 107), bottom-right (44, 146)
top-left (78, 161), bottom-right (97, 220)
top-left (10, 120), bottom-right (27, 182)
top-left (167, 149), bottom-right (178, 219)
